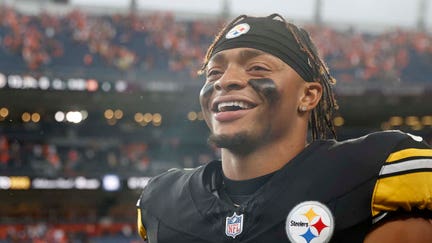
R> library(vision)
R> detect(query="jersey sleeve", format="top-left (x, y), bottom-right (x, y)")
top-left (371, 133), bottom-right (432, 223)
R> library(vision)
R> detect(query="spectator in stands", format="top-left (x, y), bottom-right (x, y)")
top-left (0, 135), bottom-right (9, 169)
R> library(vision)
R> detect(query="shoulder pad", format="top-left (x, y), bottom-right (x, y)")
top-left (138, 166), bottom-right (200, 214)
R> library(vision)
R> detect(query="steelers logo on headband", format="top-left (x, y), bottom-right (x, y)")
top-left (226, 23), bottom-right (250, 39)
top-left (212, 15), bottom-right (314, 82)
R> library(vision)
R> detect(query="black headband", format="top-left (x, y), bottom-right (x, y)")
top-left (211, 15), bottom-right (313, 82)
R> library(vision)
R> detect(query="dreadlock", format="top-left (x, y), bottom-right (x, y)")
top-left (286, 20), bottom-right (338, 140)
top-left (199, 14), bottom-right (338, 141)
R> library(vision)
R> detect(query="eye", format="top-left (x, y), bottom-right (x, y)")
top-left (247, 65), bottom-right (270, 72)
top-left (206, 69), bottom-right (223, 80)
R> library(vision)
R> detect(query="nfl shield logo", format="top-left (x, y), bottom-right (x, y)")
top-left (225, 212), bottom-right (244, 238)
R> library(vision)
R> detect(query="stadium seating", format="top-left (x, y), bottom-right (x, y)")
top-left (1, 6), bottom-right (431, 83)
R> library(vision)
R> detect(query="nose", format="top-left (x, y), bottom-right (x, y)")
top-left (214, 66), bottom-right (247, 92)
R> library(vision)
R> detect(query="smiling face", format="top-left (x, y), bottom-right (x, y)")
top-left (200, 47), bottom-right (317, 154)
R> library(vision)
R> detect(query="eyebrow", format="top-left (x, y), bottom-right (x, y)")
top-left (209, 49), bottom-right (267, 66)
top-left (239, 49), bottom-right (266, 61)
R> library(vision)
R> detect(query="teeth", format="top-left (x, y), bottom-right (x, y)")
top-left (217, 101), bottom-right (251, 112)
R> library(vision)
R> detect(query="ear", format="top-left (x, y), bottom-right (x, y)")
top-left (299, 82), bottom-right (322, 111)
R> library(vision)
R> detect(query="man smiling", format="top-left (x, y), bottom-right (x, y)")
top-left (200, 47), bottom-right (320, 180)
top-left (137, 14), bottom-right (432, 242)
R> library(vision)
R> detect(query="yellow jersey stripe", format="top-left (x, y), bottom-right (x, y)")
top-left (386, 148), bottom-right (432, 163)
top-left (137, 208), bottom-right (147, 240)
top-left (380, 158), bottom-right (432, 176)
top-left (371, 171), bottom-right (432, 217)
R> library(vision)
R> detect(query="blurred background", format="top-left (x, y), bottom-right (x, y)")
top-left (0, 0), bottom-right (431, 242)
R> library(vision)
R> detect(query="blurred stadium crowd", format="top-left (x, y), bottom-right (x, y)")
top-left (0, 222), bottom-right (140, 243)
top-left (0, 132), bottom-right (216, 178)
top-left (0, 5), bottom-right (219, 79)
top-left (1, 4), bottom-right (432, 243)
top-left (1, 5), bottom-right (432, 82)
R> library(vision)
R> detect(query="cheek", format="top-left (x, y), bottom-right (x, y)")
top-left (248, 78), bottom-right (280, 104)
top-left (199, 82), bottom-right (214, 124)
top-left (199, 82), bottom-right (214, 108)
top-left (200, 82), bottom-right (214, 99)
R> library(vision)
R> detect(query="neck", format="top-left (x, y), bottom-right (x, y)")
top-left (221, 134), bottom-right (307, 180)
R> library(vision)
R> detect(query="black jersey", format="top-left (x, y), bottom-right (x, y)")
top-left (137, 130), bottom-right (432, 242)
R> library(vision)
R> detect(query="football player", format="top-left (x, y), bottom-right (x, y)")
top-left (137, 13), bottom-right (432, 242)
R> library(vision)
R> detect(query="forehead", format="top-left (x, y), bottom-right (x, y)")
top-left (208, 48), bottom-right (281, 65)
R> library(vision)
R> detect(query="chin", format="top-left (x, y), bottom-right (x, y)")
top-left (208, 131), bottom-right (262, 154)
